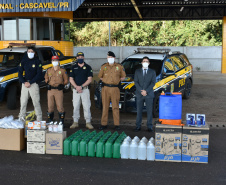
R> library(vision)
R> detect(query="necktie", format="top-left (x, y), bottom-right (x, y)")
top-left (144, 69), bottom-right (147, 76)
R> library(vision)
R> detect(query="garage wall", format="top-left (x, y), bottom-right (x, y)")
top-left (73, 46), bottom-right (222, 72)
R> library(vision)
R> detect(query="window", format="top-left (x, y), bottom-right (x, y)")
top-left (163, 58), bottom-right (174, 73)
top-left (52, 19), bottom-right (63, 40)
top-left (0, 19), bottom-right (2, 40)
top-left (3, 18), bottom-right (16, 40)
top-left (36, 18), bottom-right (50, 40)
top-left (180, 54), bottom-right (190, 66)
top-left (0, 52), bottom-right (24, 68)
top-left (63, 20), bottom-right (70, 41)
top-left (19, 18), bottom-right (33, 40)
top-left (171, 56), bottom-right (185, 72)
top-left (40, 49), bottom-right (53, 64)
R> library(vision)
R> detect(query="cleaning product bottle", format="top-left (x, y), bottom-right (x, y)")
top-left (113, 132), bottom-right (127, 159)
top-left (105, 131), bottom-right (119, 158)
top-left (138, 141), bottom-right (147, 160)
top-left (120, 140), bottom-right (130, 159)
top-left (58, 121), bottom-right (63, 132)
top-left (125, 136), bottom-right (132, 143)
top-left (48, 121), bottom-right (53, 132)
top-left (147, 141), bottom-right (155, 161)
top-left (141, 137), bottom-right (148, 144)
top-left (133, 136), bottom-right (140, 143)
top-left (149, 137), bottom-right (155, 145)
top-left (53, 121), bottom-right (58, 132)
top-left (88, 130), bottom-right (104, 157)
top-left (129, 140), bottom-right (138, 159)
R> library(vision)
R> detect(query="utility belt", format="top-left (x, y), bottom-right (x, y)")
top-left (102, 82), bottom-right (120, 88)
top-left (47, 84), bottom-right (64, 91)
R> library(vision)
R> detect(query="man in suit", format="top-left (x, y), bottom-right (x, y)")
top-left (134, 56), bottom-right (156, 132)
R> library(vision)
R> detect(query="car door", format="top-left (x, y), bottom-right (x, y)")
top-left (162, 58), bottom-right (176, 93)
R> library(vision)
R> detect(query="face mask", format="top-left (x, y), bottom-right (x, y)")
top-left (52, 61), bottom-right (59, 67)
top-left (77, 58), bottom-right (84, 64)
top-left (142, 62), bottom-right (149, 68)
top-left (28, 52), bottom-right (34, 59)
top-left (108, 58), bottom-right (114, 64)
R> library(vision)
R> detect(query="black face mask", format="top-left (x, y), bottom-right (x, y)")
top-left (77, 58), bottom-right (84, 64)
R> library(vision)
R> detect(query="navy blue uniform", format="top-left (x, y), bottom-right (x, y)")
top-left (69, 62), bottom-right (93, 85)
top-left (18, 54), bottom-right (43, 84)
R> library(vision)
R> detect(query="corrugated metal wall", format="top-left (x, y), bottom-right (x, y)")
top-left (0, 0), bottom-right (85, 13)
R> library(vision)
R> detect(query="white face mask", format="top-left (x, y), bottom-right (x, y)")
top-left (28, 52), bottom-right (34, 59)
top-left (52, 61), bottom-right (59, 67)
top-left (108, 58), bottom-right (114, 64)
top-left (142, 62), bottom-right (149, 68)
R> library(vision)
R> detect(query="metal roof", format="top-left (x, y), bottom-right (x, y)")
top-left (74, 0), bottom-right (226, 21)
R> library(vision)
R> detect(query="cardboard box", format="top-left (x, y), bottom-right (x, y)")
top-left (46, 131), bottom-right (67, 154)
top-left (25, 125), bottom-right (28, 138)
top-left (0, 128), bottom-right (25, 151)
top-left (182, 125), bottom-right (209, 163)
top-left (27, 130), bottom-right (46, 142)
top-left (155, 124), bottom-right (182, 162)
top-left (27, 142), bottom-right (45, 154)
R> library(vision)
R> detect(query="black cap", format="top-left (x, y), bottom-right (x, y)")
top-left (77, 52), bottom-right (84, 57)
top-left (107, 51), bottom-right (115, 57)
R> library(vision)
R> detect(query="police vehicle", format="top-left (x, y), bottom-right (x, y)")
top-left (94, 48), bottom-right (193, 118)
top-left (0, 43), bottom-right (75, 110)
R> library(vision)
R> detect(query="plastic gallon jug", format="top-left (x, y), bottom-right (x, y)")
top-left (159, 93), bottom-right (182, 125)
top-left (105, 131), bottom-right (119, 158)
top-left (79, 131), bottom-right (96, 157)
top-left (141, 137), bottom-right (148, 144)
top-left (138, 141), bottom-right (147, 160)
top-left (120, 140), bottom-right (130, 159)
top-left (149, 137), bottom-right (155, 145)
top-left (124, 136), bottom-right (132, 143)
top-left (113, 132), bottom-right (127, 159)
top-left (147, 141), bottom-right (155, 161)
top-left (96, 131), bottom-right (111, 158)
top-left (129, 140), bottom-right (138, 159)
top-left (88, 131), bottom-right (104, 157)
top-left (133, 136), bottom-right (140, 143)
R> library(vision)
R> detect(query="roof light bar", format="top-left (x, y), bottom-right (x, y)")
top-left (137, 48), bottom-right (171, 54)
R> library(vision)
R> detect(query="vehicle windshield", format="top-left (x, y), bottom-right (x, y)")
top-left (0, 53), bottom-right (24, 68)
top-left (121, 58), bottom-right (163, 76)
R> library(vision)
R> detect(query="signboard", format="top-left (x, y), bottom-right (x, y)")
top-left (0, 0), bottom-right (85, 12)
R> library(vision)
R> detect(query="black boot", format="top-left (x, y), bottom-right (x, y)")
top-left (47, 112), bottom-right (54, 123)
top-left (58, 112), bottom-right (65, 125)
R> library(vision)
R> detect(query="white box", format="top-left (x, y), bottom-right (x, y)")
top-left (27, 142), bottom-right (45, 154)
top-left (27, 130), bottom-right (46, 142)
top-left (182, 125), bottom-right (209, 163)
top-left (155, 124), bottom-right (182, 162)
top-left (186, 113), bottom-right (196, 126)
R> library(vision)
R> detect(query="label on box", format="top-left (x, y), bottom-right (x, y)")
top-left (27, 130), bottom-right (46, 142)
top-left (46, 131), bottom-right (67, 154)
top-left (27, 142), bottom-right (45, 154)
top-left (182, 125), bottom-right (209, 163)
top-left (155, 124), bottom-right (182, 162)
top-left (28, 121), bottom-right (41, 130)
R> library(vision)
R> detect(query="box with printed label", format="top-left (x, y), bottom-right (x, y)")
top-left (46, 131), bottom-right (67, 154)
top-left (0, 128), bottom-right (25, 151)
top-left (155, 124), bottom-right (182, 162)
top-left (182, 125), bottom-right (209, 163)
top-left (27, 142), bottom-right (45, 154)
top-left (27, 130), bottom-right (46, 142)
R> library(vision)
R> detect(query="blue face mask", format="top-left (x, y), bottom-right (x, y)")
top-left (77, 58), bottom-right (84, 64)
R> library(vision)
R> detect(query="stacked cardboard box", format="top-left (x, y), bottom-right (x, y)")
top-left (46, 131), bottom-right (67, 154)
top-left (27, 130), bottom-right (46, 154)
top-left (155, 124), bottom-right (182, 162)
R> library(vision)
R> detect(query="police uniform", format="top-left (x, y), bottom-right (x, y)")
top-left (69, 62), bottom-right (93, 125)
top-left (18, 53), bottom-right (43, 121)
top-left (98, 61), bottom-right (126, 127)
top-left (45, 66), bottom-right (68, 123)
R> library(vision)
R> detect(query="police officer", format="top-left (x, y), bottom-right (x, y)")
top-left (18, 47), bottom-right (43, 121)
top-left (45, 56), bottom-right (68, 124)
top-left (98, 51), bottom-right (126, 130)
top-left (69, 52), bottom-right (94, 130)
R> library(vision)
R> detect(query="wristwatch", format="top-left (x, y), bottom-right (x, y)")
top-left (81, 85), bottom-right (83, 89)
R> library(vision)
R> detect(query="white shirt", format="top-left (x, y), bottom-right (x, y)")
top-left (142, 68), bottom-right (148, 76)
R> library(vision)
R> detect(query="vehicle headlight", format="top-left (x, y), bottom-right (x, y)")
top-left (0, 77), bottom-right (4, 82)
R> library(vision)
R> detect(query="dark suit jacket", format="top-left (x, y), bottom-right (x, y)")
top-left (134, 68), bottom-right (156, 99)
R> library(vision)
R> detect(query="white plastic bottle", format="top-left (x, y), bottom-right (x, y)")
top-left (133, 136), bottom-right (140, 143)
top-left (141, 137), bottom-right (148, 144)
top-left (138, 141), bottom-right (147, 160)
top-left (58, 121), bottom-right (63, 132)
top-left (147, 141), bottom-right (155, 161)
top-left (48, 121), bottom-right (53, 132)
top-left (129, 140), bottom-right (138, 159)
top-left (53, 121), bottom-right (58, 132)
top-left (120, 140), bottom-right (130, 159)
top-left (149, 137), bottom-right (155, 145)
top-left (125, 136), bottom-right (132, 143)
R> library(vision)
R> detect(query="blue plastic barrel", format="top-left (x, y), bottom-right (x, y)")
top-left (159, 93), bottom-right (182, 120)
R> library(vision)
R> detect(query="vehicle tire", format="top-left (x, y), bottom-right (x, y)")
top-left (63, 70), bottom-right (71, 93)
top-left (7, 85), bottom-right (17, 110)
top-left (153, 92), bottom-right (161, 118)
top-left (183, 79), bottom-right (192, 99)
